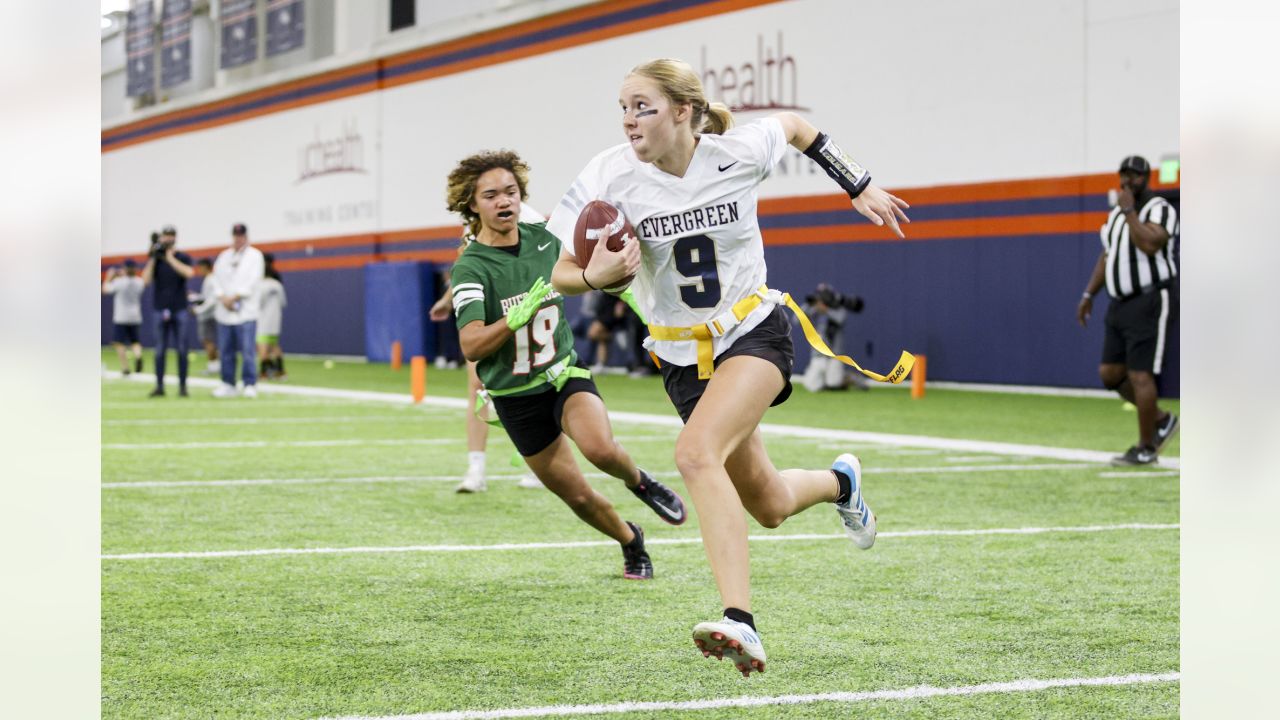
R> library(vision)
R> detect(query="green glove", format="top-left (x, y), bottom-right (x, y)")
top-left (506, 277), bottom-right (551, 330)
top-left (617, 287), bottom-right (647, 325)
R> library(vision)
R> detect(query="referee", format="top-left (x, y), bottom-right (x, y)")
top-left (1077, 155), bottom-right (1179, 466)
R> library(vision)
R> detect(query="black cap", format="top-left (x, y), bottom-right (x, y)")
top-left (123, 258), bottom-right (137, 268)
top-left (160, 224), bottom-right (177, 235)
top-left (1119, 156), bottom-right (1150, 175)
top-left (232, 222), bottom-right (247, 235)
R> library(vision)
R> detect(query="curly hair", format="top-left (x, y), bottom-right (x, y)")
top-left (445, 150), bottom-right (531, 239)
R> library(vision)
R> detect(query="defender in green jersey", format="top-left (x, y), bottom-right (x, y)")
top-left (446, 150), bottom-right (687, 581)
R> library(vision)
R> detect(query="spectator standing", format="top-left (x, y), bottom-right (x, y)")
top-left (1078, 155), bottom-right (1180, 465)
top-left (141, 225), bottom-right (195, 397)
top-left (211, 222), bottom-right (265, 398)
top-left (103, 259), bottom-right (145, 375)
top-left (256, 253), bottom-right (288, 380)
top-left (189, 258), bottom-right (220, 375)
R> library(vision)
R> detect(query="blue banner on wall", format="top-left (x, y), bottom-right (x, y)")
top-left (220, 0), bottom-right (258, 69)
top-left (159, 0), bottom-right (192, 88)
top-left (126, 0), bottom-right (156, 97)
top-left (266, 0), bottom-right (305, 57)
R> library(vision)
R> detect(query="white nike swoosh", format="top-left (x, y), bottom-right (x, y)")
top-left (655, 501), bottom-right (682, 520)
top-left (537, 242), bottom-right (552, 251)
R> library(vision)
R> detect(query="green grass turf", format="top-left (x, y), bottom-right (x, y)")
top-left (103, 349), bottom-right (1180, 455)
top-left (100, 356), bottom-right (1178, 719)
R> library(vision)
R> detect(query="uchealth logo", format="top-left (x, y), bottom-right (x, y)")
top-left (296, 118), bottom-right (367, 184)
top-left (698, 32), bottom-right (809, 114)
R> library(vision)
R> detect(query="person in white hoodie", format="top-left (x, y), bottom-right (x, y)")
top-left (211, 222), bottom-right (265, 398)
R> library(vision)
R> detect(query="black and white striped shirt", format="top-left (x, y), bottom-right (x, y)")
top-left (1100, 195), bottom-right (1179, 300)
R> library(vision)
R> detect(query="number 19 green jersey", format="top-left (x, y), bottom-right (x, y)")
top-left (450, 222), bottom-right (574, 396)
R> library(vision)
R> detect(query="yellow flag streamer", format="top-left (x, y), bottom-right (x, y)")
top-left (648, 286), bottom-right (915, 383)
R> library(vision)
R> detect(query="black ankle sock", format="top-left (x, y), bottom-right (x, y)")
top-left (832, 468), bottom-right (852, 505)
top-left (724, 607), bottom-right (755, 631)
top-left (624, 522), bottom-right (644, 548)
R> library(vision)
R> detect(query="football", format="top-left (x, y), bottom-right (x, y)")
top-left (573, 199), bottom-right (637, 290)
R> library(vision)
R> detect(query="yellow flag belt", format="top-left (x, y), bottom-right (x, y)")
top-left (647, 285), bottom-right (915, 383)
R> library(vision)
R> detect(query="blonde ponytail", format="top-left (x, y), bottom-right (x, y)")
top-left (703, 101), bottom-right (734, 135)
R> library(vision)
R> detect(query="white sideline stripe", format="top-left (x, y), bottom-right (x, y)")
top-left (103, 372), bottom-right (1180, 469)
top-left (102, 474), bottom-right (529, 489)
top-left (100, 523), bottom-right (1178, 560)
top-left (105, 415), bottom-right (432, 426)
top-left (100, 464), bottom-right (1107, 490)
top-left (313, 672), bottom-right (1180, 720)
top-left (104, 438), bottom-right (458, 450)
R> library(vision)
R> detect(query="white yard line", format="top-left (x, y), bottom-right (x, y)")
top-left (102, 372), bottom-right (1179, 468)
top-left (102, 474), bottom-right (529, 489)
top-left (105, 415), bottom-right (435, 426)
top-left (312, 672), bottom-right (1179, 720)
top-left (101, 463), bottom-right (1108, 490)
top-left (104, 438), bottom-right (459, 450)
top-left (101, 523), bottom-right (1178, 560)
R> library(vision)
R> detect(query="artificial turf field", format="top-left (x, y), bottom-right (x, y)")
top-left (101, 354), bottom-right (1179, 719)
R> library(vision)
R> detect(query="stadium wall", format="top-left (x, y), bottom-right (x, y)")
top-left (101, 0), bottom-right (1180, 392)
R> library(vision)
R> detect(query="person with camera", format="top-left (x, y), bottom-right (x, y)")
top-left (140, 225), bottom-right (195, 397)
top-left (211, 222), bottom-right (265, 398)
top-left (800, 284), bottom-right (868, 392)
top-left (102, 258), bottom-right (145, 376)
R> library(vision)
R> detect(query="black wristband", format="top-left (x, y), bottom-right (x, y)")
top-left (803, 132), bottom-right (872, 199)
top-left (582, 268), bottom-right (599, 291)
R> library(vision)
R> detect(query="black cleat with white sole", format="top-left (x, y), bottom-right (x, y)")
top-left (629, 469), bottom-right (687, 525)
top-left (621, 521), bottom-right (653, 580)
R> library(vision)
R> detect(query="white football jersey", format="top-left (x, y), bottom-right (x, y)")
top-left (547, 117), bottom-right (789, 367)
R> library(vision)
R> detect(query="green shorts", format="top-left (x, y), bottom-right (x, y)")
top-left (257, 334), bottom-right (280, 345)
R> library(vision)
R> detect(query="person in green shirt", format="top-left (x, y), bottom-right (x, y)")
top-left (446, 149), bottom-right (687, 580)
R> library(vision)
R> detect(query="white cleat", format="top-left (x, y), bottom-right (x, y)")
top-left (212, 383), bottom-right (238, 398)
top-left (692, 618), bottom-right (767, 677)
top-left (455, 468), bottom-right (487, 494)
top-left (516, 474), bottom-right (544, 489)
top-left (242, 385), bottom-right (258, 399)
top-left (832, 453), bottom-right (877, 549)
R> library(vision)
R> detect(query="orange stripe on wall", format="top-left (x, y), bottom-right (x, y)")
top-left (382, 0), bottom-right (784, 90)
top-left (101, 170), bottom-right (1175, 267)
top-left (103, 61), bottom-right (381, 146)
top-left (762, 211), bottom-right (1109, 246)
top-left (103, 0), bottom-right (786, 152)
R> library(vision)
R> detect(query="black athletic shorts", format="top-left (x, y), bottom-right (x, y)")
top-left (491, 375), bottom-right (600, 457)
top-left (1101, 282), bottom-right (1178, 374)
top-left (659, 305), bottom-right (795, 423)
top-left (113, 323), bottom-right (140, 345)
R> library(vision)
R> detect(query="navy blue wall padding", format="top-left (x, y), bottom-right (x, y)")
top-left (283, 268), bottom-right (366, 355)
top-left (763, 231), bottom-right (1178, 395)
top-left (104, 238), bottom-right (1179, 395)
top-left (363, 261), bottom-right (437, 362)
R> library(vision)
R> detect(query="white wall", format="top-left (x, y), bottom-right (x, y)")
top-left (102, 0), bottom-right (1180, 255)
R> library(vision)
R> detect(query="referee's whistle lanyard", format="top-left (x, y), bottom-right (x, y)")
top-left (644, 285), bottom-right (915, 384)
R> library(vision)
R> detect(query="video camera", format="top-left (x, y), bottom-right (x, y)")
top-left (149, 231), bottom-right (165, 261)
top-left (805, 283), bottom-right (864, 313)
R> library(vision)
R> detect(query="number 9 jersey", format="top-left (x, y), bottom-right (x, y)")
top-left (450, 222), bottom-right (573, 395)
top-left (547, 117), bottom-right (790, 368)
